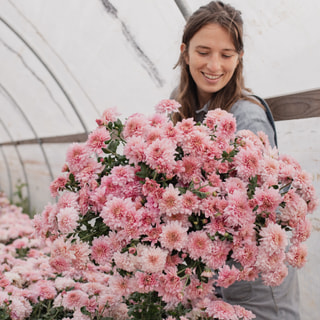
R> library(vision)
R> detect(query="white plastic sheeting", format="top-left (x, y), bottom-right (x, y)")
top-left (1, 1), bottom-right (320, 318)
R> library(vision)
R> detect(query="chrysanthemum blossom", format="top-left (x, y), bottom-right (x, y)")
top-left (234, 146), bottom-right (262, 180)
top-left (287, 243), bottom-right (308, 268)
top-left (57, 207), bottom-right (79, 234)
top-left (159, 221), bottom-right (188, 251)
top-left (62, 289), bottom-right (88, 310)
top-left (66, 143), bottom-right (89, 172)
top-left (91, 235), bottom-right (114, 265)
top-left (261, 263), bottom-right (288, 287)
top-left (145, 138), bottom-right (177, 174)
top-left (122, 113), bottom-right (148, 139)
top-left (204, 299), bottom-right (238, 320)
top-left (123, 135), bottom-right (147, 165)
top-left (101, 197), bottom-right (136, 230)
top-left (187, 231), bottom-right (212, 260)
top-left (154, 99), bottom-right (181, 114)
top-left (224, 190), bottom-right (251, 227)
top-left (86, 126), bottom-right (110, 155)
top-left (259, 222), bottom-right (287, 254)
top-left (140, 246), bottom-right (168, 273)
top-left (134, 271), bottom-right (158, 293)
top-left (158, 184), bottom-right (182, 216)
top-left (96, 106), bottom-right (120, 125)
top-left (50, 175), bottom-right (68, 197)
top-left (254, 187), bottom-right (282, 215)
top-left (216, 264), bottom-right (240, 288)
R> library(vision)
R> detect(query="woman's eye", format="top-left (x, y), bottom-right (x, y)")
top-left (197, 51), bottom-right (209, 56)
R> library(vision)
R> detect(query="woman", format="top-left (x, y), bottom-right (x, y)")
top-left (172, 1), bottom-right (300, 319)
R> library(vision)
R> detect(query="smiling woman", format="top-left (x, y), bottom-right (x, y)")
top-left (183, 23), bottom-right (242, 107)
top-left (171, 1), bottom-right (300, 319)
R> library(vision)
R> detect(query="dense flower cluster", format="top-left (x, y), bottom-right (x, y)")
top-left (0, 99), bottom-right (318, 319)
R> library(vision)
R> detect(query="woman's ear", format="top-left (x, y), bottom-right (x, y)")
top-left (239, 50), bottom-right (244, 62)
top-left (180, 43), bottom-right (189, 64)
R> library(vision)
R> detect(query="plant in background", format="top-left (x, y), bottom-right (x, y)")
top-left (0, 100), bottom-right (318, 319)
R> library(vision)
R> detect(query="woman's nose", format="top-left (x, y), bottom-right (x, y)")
top-left (207, 55), bottom-right (221, 71)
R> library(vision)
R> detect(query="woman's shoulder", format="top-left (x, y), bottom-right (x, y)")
top-left (230, 97), bottom-right (265, 116)
top-left (229, 97), bottom-right (277, 147)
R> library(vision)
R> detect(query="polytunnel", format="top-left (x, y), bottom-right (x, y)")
top-left (1, 0), bottom-right (320, 318)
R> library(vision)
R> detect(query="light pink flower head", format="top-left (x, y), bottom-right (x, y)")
top-left (62, 289), bottom-right (88, 310)
top-left (287, 243), bottom-right (308, 268)
top-left (259, 222), bottom-right (287, 254)
top-left (158, 184), bottom-right (182, 216)
top-left (145, 138), bottom-right (177, 174)
top-left (66, 143), bottom-right (89, 173)
top-left (139, 246), bottom-right (168, 273)
top-left (122, 113), bottom-right (148, 139)
top-left (204, 299), bottom-right (238, 320)
top-left (216, 264), bottom-right (240, 288)
top-left (57, 207), bottom-right (79, 234)
top-left (96, 106), bottom-right (120, 126)
top-left (86, 126), bottom-right (111, 155)
top-left (154, 99), bottom-right (181, 114)
top-left (186, 231), bottom-right (212, 260)
top-left (159, 221), bottom-right (188, 251)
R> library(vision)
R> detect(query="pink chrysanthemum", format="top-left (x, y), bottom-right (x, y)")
top-left (96, 107), bottom-right (120, 126)
top-left (216, 113), bottom-right (237, 140)
top-left (186, 231), bottom-right (212, 260)
top-left (108, 274), bottom-right (133, 299)
top-left (113, 251), bottom-right (136, 273)
top-left (9, 297), bottom-right (32, 320)
top-left (280, 189), bottom-right (308, 227)
top-left (159, 221), bottom-right (188, 251)
top-left (180, 191), bottom-right (200, 215)
top-left (224, 190), bottom-right (251, 227)
top-left (287, 243), bottom-right (308, 268)
top-left (66, 143), bottom-right (89, 173)
top-left (62, 289), bottom-right (88, 310)
top-left (145, 138), bottom-right (177, 174)
top-left (291, 217), bottom-right (312, 244)
top-left (91, 235), bottom-right (114, 265)
top-left (234, 146), bottom-right (262, 180)
top-left (216, 264), bottom-right (240, 288)
top-left (30, 280), bottom-right (57, 301)
top-left (139, 246), bottom-right (168, 274)
top-left (177, 155), bottom-right (202, 184)
top-left (157, 267), bottom-right (184, 304)
top-left (57, 207), bottom-right (79, 234)
top-left (259, 222), bottom-right (287, 254)
top-left (123, 135), bottom-right (147, 165)
top-left (203, 239), bottom-right (231, 270)
top-left (101, 197), bottom-right (136, 230)
top-left (231, 242), bottom-right (258, 268)
top-left (261, 263), bottom-right (288, 287)
top-left (134, 271), bottom-right (159, 293)
top-left (204, 299), bottom-right (238, 320)
top-left (254, 187), bottom-right (282, 215)
top-left (49, 175), bottom-right (68, 197)
top-left (86, 126), bottom-right (110, 155)
top-left (122, 113), bottom-right (148, 139)
top-left (233, 305), bottom-right (256, 320)
top-left (158, 184), bottom-right (182, 216)
top-left (182, 127), bottom-right (211, 155)
top-left (154, 99), bottom-right (181, 114)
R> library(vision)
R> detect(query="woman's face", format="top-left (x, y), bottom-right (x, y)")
top-left (182, 23), bottom-right (242, 107)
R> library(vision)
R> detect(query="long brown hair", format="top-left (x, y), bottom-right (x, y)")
top-left (173, 1), bottom-right (257, 122)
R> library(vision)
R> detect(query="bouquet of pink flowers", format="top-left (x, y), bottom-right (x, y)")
top-left (32, 99), bottom-right (317, 320)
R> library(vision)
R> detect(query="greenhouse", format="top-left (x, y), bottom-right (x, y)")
top-left (0, 0), bottom-right (319, 319)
